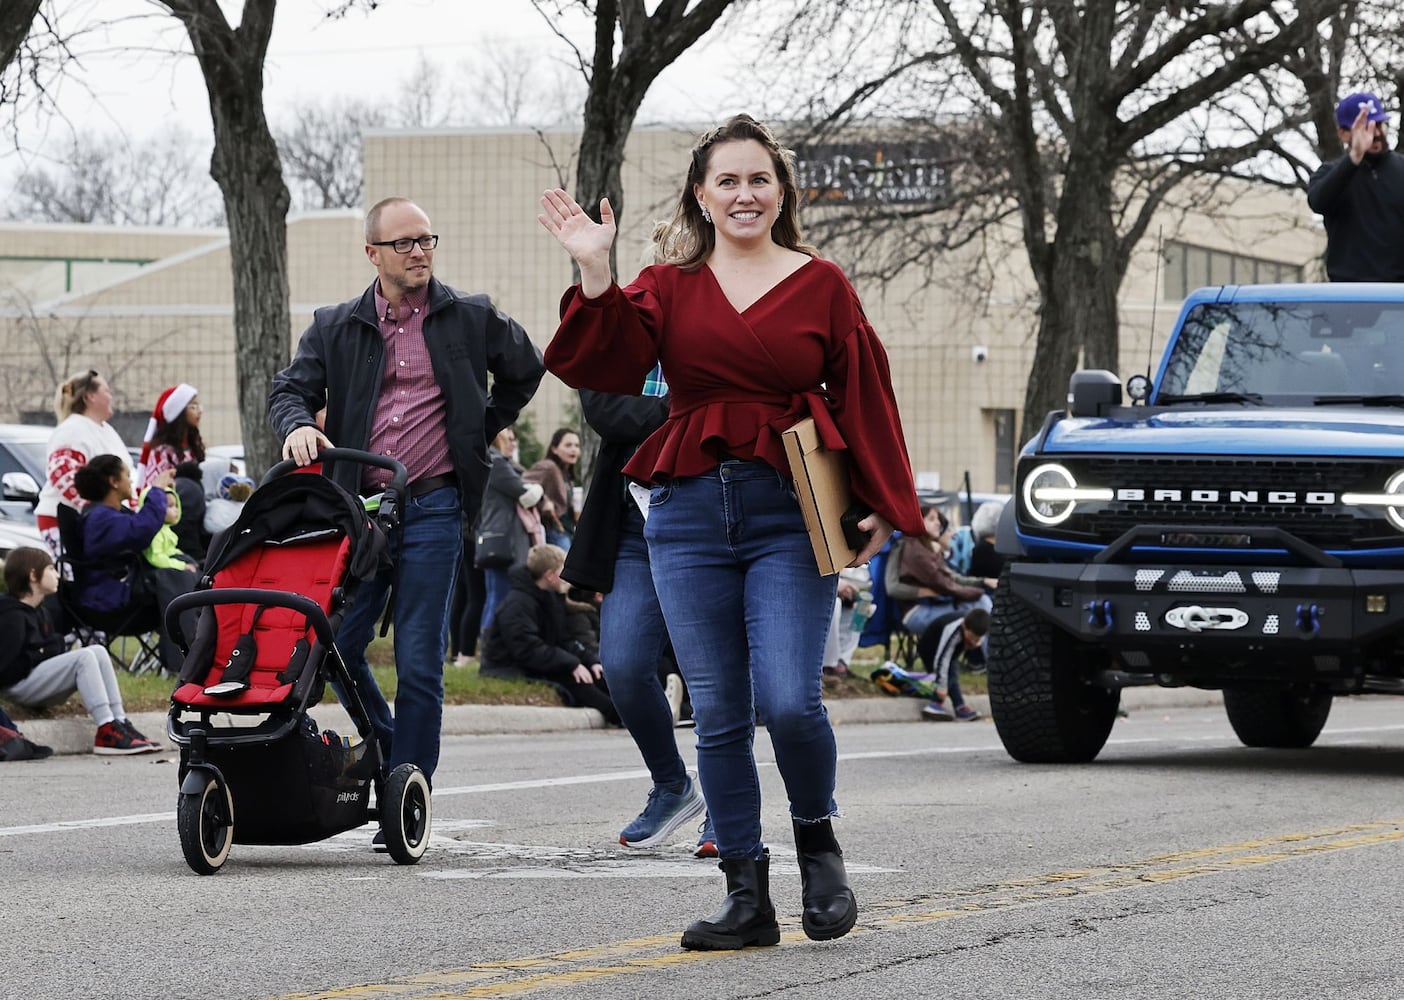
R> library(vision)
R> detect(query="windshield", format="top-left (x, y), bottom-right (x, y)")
top-left (1156, 300), bottom-right (1404, 401)
top-left (8, 439), bottom-right (45, 477)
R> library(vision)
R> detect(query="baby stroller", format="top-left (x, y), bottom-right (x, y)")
top-left (165, 449), bottom-right (430, 875)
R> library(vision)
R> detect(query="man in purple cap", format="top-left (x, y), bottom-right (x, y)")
top-left (1307, 91), bottom-right (1404, 282)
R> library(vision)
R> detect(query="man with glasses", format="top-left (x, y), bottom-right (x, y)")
top-left (270, 197), bottom-right (544, 829)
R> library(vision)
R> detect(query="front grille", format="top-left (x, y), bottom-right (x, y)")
top-left (1028, 456), bottom-right (1399, 550)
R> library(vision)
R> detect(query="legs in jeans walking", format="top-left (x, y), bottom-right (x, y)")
top-left (602, 506), bottom-right (702, 846)
top-left (332, 485), bottom-right (462, 780)
top-left (648, 464), bottom-right (839, 861)
top-left (649, 463), bottom-right (855, 947)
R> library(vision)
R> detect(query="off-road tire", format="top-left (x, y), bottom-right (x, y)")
top-left (987, 569), bottom-right (1120, 763)
top-left (1223, 685), bottom-right (1332, 748)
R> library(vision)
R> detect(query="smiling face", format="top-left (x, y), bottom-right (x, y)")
top-left (693, 139), bottom-right (783, 245)
top-left (366, 200), bottom-right (435, 298)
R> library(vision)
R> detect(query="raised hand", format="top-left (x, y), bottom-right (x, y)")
top-left (539, 189), bottom-right (615, 297)
top-left (1349, 106), bottom-right (1376, 164)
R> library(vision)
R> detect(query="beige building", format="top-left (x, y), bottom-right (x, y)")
top-left (0, 126), bottom-right (1324, 492)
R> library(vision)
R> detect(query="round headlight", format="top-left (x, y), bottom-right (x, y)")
top-left (1022, 463), bottom-right (1077, 525)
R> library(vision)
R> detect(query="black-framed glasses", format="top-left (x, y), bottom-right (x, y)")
top-left (370, 235), bottom-right (439, 253)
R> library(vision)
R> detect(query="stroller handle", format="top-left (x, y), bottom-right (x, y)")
top-left (263, 447), bottom-right (408, 530)
top-left (165, 588), bottom-right (337, 652)
top-left (262, 447), bottom-right (409, 497)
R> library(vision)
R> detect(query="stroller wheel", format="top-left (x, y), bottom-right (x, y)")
top-left (382, 764), bottom-right (431, 865)
top-left (178, 773), bottom-right (234, 875)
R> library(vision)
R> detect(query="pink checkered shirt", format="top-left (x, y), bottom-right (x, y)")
top-left (363, 282), bottom-right (454, 493)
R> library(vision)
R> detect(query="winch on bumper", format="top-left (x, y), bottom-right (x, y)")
top-left (1006, 524), bottom-right (1404, 665)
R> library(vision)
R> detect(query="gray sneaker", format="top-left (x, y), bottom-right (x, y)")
top-left (619, 772), bottom-right (705, 848)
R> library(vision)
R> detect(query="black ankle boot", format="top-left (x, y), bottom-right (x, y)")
top-left (680, 850), bottom-right (781, 950)
top-left (793, 818), bottom-right (858, 941)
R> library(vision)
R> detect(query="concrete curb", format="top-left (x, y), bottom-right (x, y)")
top-left (15, 685), bottom-right (1225, 756)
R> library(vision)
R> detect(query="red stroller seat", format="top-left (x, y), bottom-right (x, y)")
top-left (172, 534), bottom-right (351, 709)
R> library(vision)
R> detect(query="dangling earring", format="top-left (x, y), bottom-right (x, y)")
top-left (700, 205), bottom-right (712, 224)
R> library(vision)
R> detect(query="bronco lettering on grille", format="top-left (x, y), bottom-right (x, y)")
top-left (1114, 488), bottom-right (1336, 504)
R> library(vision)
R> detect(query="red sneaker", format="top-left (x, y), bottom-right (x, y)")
top-left (94, 720), bottom-right (161, 755)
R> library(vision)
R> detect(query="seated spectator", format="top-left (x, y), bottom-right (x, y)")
top-left (968, 500), bottom-right (1007, 582)
top-left (479, 544), bottom-right (621, 725)
top-left (203, 474), bottom-right (255, 538)
top-left (171, 461), bottom-right (211, 560)
top-left (73, 455), bottom-right (197, 675)
top-left (887, 502), bottom-right (993, 639)
top-left (917, 607), bottom-right (989, 722)
top-left (0, 699), bottom-right (53, 761)
top-left (0, 546), bottom-right (161, 754)
top-left (822, 564), bottom-right (870, 682)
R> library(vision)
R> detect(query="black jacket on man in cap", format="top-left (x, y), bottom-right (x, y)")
top-left (1307, 150), bottom-right (1404, 283)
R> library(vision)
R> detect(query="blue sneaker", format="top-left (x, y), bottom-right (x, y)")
top-left (694, 814), bottom-right (717, 858)
top-left (619, 772), bottom-right (706, 848)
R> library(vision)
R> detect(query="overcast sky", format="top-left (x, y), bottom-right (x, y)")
top-left (6, 0), bottom-right (747, 172)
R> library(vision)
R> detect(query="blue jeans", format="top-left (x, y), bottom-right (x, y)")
top-left (333, 485), bottom-right (462, 781)
top-left (646, 461), bottom-right (839, 860)
top-left (903, 593), bottom-right (991, 635)
top-left (600, 504), bottom-right (688, 792)
top-left (480, 566), bottom-right (511, 632)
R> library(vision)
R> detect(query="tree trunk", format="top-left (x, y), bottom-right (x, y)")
top-left (1019, 163), bottom-right (1121, 447)
top-left (163, 0), bottom-right (289, 479)
top-left (0, 0), bottom-right (42, 74)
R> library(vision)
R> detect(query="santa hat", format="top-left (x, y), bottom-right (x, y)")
top-left (139, 383), bottom-right (198, 469)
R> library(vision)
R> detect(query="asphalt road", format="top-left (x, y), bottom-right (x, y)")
top-left (4, 697), bottom-right (1404, 1000)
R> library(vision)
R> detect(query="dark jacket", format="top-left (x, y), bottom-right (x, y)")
top-left (79, 492), bottom-right (168, 612)
top-left (267, 276), bottom-right (545, 522)
top-left (561, 389), bottom-right (670, 593)
top-left (1306, 150), bottom-right (1404, 282)
top-left (479, 565), bottom-right (597, 681)
top-left (478, 448), bottom-right (536, 569)
top-left (0, 595), bottom-right (66, 688)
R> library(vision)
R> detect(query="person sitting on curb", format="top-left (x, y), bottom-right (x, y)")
top-left (918, 607), bottom-right (989, 722)
top-left (0, 546), bottom-right (161, 754)
top-left (479, 544), bottom-right (621, 725)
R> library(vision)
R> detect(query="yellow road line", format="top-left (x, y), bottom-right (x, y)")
top-left (271, 818), bottom-right (1404, 1000)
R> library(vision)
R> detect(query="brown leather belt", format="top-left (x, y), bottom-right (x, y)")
top-left (409, 471), bottom-right (458, 497)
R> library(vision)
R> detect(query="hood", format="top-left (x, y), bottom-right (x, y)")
top-left (1042, 407), bottom-right (1404, 457)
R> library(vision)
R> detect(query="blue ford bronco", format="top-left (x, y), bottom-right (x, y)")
top-left (988, 283), bottom-right (1404, 762)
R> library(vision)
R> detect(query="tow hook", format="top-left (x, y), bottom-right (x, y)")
top-left (1295, 603), bottom-right (1322, 637)
top-left (1086, 599), bottom-right (1114, 635)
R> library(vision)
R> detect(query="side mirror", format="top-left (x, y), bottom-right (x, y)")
top-left (1, 471), bottom-right (39, 503)
top-left (1067, 370), bottom-right (1123, 418)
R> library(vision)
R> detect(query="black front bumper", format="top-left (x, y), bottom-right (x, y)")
top-left (1007, 560), bottom-right (1404, 654)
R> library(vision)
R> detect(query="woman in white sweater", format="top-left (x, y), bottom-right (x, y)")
top-left (35, 369), bottom-right (132, 559)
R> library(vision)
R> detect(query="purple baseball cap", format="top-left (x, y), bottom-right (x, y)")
top-left (1335, 92), bottom-right (1389, 129)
